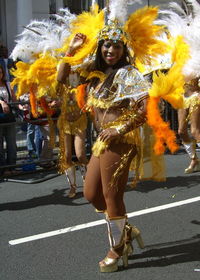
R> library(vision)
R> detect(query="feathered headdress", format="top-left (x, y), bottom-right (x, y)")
top-left (61, 0), bottom-right (169, 66)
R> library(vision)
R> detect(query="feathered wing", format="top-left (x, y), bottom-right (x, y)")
top-left (158, 0), bottom-right (200, 81)
top-left (124, 6), bottom-right (169, 63)
top-left (146, 35), bottom-right (190, 155)
top-left (10, 8), bottom-right (76, 62)
top-left (10, 7), bottom-right (76, 101)
top-left (60, 4), bottom-right (105, 66)
top-left (10, 61), bottom-right (31, 98)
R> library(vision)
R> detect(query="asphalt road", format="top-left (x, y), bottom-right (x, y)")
top-left (0, 149), bottom-right (200, 280)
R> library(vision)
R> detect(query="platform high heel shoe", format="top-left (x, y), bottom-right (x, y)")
top-left (183, 141), bottom-right (200, 173)
top-left (184, 159), bottom-right (200, 173)
top-left (99, 216), bottom-right (129, 273)
top-left (65, 166), bottom-right (77, 198)
top-left (125, 222), bottom-right (145, 256)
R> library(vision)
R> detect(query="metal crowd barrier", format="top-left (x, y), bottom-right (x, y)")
top-left (0, 117), bottom-right (60, 182)
top-left (0, 101), bottom-right (178, 182)
top-left (0, 101), bottom-right (93, 183)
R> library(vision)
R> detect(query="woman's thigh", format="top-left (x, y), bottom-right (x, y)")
top-left (74, 131), bottom-right (87, 164)
top-left (190, 105), bottom-right (200, 141)
top-left (84, 155), bottom-right (103, 201)
top-left (178, 108), bottom-right (191, 142)
top-left (178, 109), bottom-right (189, 133)
top-left (100, 142), bottom-right (136, 199)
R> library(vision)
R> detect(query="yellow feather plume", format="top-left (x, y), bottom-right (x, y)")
top-left (60, 4), bottom-right (105, 66)
top-left (28, 54), bottom-right (58, 98)
top-left (124, 6), bottom-right (169, 63)
top-left (171, 36), bottom-right (190, 67)
top-left (11, 61), bottom-right (31, 98)
top-left (150, 67), bottom-right (184, 109)
top-left (149, 35), bottom-right (190, 109)
top-left (11, 54), bottom-right (58, 99)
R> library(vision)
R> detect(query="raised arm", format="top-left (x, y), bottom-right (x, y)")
top-left (57, 33), bottom-right (86, 84)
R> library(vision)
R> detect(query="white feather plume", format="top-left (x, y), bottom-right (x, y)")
top-left (10, 8), bottom-right (76, 62)
top-left (108, 0), bottom-right (143, 24)
top-left (109, 0), bottom-right (129, 23)
top-left (157, 1), bottom-right (200, 81)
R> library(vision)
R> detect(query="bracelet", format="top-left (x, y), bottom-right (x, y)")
top-left (115, 124), bottom-right (127, 135)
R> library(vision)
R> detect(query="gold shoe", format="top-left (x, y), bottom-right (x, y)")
top-left (99, 246), bottom-right (128, 273)
top-left (185, 161), bottom-right (200, 174)
top-left (126, 223), bottom-right (145, 250)
top-left (67, 185), bottom-right (76, 198)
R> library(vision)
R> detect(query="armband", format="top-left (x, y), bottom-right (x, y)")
top-left (115, 124), bottom-right (128, 135)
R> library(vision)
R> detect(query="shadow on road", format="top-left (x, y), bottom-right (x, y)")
top-left (127, 174), bottom-right (200, 193)
top-left (128, 234), bottom-right (200, 269)
top-left (0, 189), bottom-right (88, 211)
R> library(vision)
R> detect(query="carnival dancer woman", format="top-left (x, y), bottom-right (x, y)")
top-left (83, 37), bottom-right (149, 272)
top-left (58, 32), bottom-right (149, 272)
top-left (57, 69), bottom-right (88, 198)
top-left (57, 0), bottom-right (174, 272)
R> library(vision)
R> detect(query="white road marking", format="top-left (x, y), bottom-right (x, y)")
top-left (9, 196), bottom-right (200, 246)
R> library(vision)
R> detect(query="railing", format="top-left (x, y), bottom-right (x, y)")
top-left (0, 100), bottom-right (179, 180)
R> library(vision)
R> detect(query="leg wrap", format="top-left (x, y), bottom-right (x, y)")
top-left (183, 140), bottom-right (197, 159)
top-left (106, 216), bottom-right (126, 248)
top-left (65, 166), bottom-right (76, 186)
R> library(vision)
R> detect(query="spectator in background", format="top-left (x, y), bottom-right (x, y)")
top-left (0, 64), bottom-right (17, 175)
top-left (0, 43), bottom-right (14, 82)
top-left (19, 93), bottom-right (57, 167)
top-left (19, 93), bottom-right (43, 160)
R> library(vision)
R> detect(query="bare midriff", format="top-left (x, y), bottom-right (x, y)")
top-left (93, 99), bottom-right (129, 131)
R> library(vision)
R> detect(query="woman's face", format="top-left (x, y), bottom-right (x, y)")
top-left (101, 40), bottom-right (124, 66)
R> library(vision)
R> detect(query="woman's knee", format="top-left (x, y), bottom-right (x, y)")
top-left (178, 128), bottom-right (188, 139)
top-left (83, 183), bottom-right (95, 202)
top-left (103, 189), bottom-right (123, 207)
top-left (76, 153), bottom-right (87, 164)
top-left (191, 128), bottom-right (200, 141)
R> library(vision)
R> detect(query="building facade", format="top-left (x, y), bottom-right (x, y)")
top-left (0, 0), bottom-right (182, 55)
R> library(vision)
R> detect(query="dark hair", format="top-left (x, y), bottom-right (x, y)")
top-left (0, 64), bottom-right (6, 83)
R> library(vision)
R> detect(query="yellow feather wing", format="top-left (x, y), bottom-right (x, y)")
top-left (60, 4), bottom-right (105, 66)
top-left (149, 36), bottom-right (190, 109)
top-left (11, 61), bottom-right (32, 98)
top-left (124, 6), bottom-right (169, 63)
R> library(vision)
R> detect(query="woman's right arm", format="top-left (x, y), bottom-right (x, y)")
top-left (57, 33), bottom-right (86, 84)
